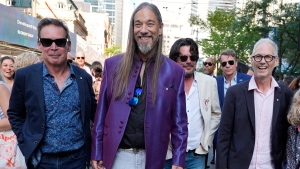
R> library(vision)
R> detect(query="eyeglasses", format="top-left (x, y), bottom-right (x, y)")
top-left (76, 57), bottom-right (85, 60)
top-left (221, 60), bottom-right (235, 67)
top-left (129, 87), bottom-right (142, 107)
top-left (252, 54), bottom-right (276, 62)
top-left (179, 55), bottom-right (197, 62)
top-left (39, 38), bottom-right (68, 47)
top-left (203, 62), bottom-right (215, 66)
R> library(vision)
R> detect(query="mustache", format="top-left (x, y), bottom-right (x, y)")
top-left (137, 33), bottom-right (153, 38)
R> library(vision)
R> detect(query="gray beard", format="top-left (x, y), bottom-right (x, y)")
top-left (138, 42), bottom-right (153, 54)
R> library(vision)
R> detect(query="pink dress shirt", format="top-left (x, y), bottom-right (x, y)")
top-left (248, 77), bottom-right (279, 169)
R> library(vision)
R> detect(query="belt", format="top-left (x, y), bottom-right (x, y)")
top-left (43, 146), bottom-right (83, 157)
top-left (120, 148), bottom-right (143, 154)
top-left (186, 149), bottom-right (196, 154)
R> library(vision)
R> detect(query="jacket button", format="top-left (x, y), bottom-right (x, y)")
top-left (34, 141), bottom-right (38, 145)
top-left (120, 121), bottom-right (124, 124)
top-left (118, 130), bottom-right (122, 133)
top-left (41, 124), bottom-right (44, 128)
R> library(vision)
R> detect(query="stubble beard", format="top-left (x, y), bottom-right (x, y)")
top-left (185, 71), bottom-right (195, 78)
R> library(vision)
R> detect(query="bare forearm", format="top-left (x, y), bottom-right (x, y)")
top-left (0, 118), bottom-right (11, 131)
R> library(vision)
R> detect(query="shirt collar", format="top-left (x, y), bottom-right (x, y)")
top-left (42, 62), bottom-right (75, 77)
top-left (224, 72), bottom-right (237, 83)
top-left (248, 76), bottom-right (279, 91)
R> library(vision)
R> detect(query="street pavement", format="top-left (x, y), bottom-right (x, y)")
top-left (206, 147), bottom-right (215, 169)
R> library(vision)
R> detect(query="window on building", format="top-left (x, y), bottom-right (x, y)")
top-left (104, 0), bottom-right (115, 2)
top-left (105, 4), bottom-right (115, 10)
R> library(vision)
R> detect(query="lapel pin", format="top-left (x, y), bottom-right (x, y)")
top-left (80, 77), bottom-right (83, 79)
top-left (277, 99), bottom-right (279, 101)
top-left (166, 88), bottom-right (168, 90)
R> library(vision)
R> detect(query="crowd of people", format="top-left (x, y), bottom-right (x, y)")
top-left (1, 2), bottom-right (300, 169)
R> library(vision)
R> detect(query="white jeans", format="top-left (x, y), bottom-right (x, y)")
top-left (112, 149), bottom-right (146, 169)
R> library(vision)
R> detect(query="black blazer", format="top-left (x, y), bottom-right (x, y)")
top-left (216, 80), bottom-right (293, 169)
top-left (7, 62), bottom-right (97, 166)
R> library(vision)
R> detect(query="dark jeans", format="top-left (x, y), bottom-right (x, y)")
top-left (36, 146), bottom-right (87, 169)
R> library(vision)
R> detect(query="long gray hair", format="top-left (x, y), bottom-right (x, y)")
top-left (113, 2), bottom-right (164, 105)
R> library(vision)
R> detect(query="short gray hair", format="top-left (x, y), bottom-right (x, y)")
top-left (252, 38), bottom-right (278, 57)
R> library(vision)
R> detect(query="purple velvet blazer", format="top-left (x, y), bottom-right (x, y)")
top-left (91, 54), bottom-right (188, 169)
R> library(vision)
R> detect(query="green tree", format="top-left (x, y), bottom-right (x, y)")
top-left (190, 0), bottom-right (300, 79)
top-left (105, 45), bottom-right (122, 57)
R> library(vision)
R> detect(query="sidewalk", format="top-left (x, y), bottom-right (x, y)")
top-left (206, 147), bottom-right (215, 169)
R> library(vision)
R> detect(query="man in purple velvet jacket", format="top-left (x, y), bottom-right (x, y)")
top-left (91, 2), bottom-right (188, 169)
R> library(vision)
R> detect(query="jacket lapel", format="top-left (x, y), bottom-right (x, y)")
top-left (272, 87), bottom-right (281, 132)
top-left (245, 82), bottom-right (255, 132)
top-left (74, 67), bottom-right (85, 123)
top-left (32, 63), bottom-right (46, 119)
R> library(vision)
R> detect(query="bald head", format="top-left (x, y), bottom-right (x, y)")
top-left (75, 51), bottom-right (85, 67)
top-left (203, 57), bottom-right (216, 76)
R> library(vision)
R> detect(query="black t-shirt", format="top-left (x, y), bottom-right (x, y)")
top-left (119, 74), bottom-right (146, 149)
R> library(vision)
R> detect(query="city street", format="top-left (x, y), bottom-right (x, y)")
top-left (207, 147), bottom-right (215, 169)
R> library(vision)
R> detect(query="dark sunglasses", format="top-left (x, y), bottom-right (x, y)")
top-left (179, 55), bottom-right (197, 62)
top-left (129, 87), bottom-right (142, 107)
top-left (76, 57), bottom-right (85, 60)
top-left (39, 38), bottom-right (68, 47)
top-left (203, 62), bottom-right (215, 66)
top-left (221, 60), bottom-right (235, 67)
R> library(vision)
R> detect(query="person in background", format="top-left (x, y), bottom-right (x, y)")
top-left (8, 17), bottom-right (97, 169)
top-left (91, 2), bottom-right (188, 169)
top-left (203, 57), bottom-right (216, 77)
top-left (91, 61), bottom-right (102, 101)
top-left (75, 51), bottom-right (92, 75)
top-left (212, 49), bottom-right (251, 165)
top-left (237, 61), bottom-right (254, 76)
top-left (288, 76), bottom-right (300, 91)
top-left (0, 70), bottom-right (26, 168)
top-left (165, 38), bottom-right (221, 169)
top-left (286, 89), bottom-right (300, 168)
top-left (14, 52), bottom-right (40, 71)
top-left (0, 69), bottom-right (11, 132)
top-left (67, 52), bottom-right (78, 66)
top-left (0, 56), bottom-right (14, 90)
top-left (216, 38), bottom-right (294, 168)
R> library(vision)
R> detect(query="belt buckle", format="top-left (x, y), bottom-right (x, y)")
top-left (132, 148), bottom-right (139, 154)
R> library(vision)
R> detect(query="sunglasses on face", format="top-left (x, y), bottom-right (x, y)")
top-left (76, 57), bottom-right (85, 60)
top-left (179, 55), bottom-right (197, 62)
top-left (203, 62), bottom-right (215, 66)
top-left (39, 38), bottom-right (68, 47)
top-left (221, 60), bottom-right (235, 67)
top-left (252, 54), bottom-right (276, 62)
top-left (129, 87), bottom-right (142, 107)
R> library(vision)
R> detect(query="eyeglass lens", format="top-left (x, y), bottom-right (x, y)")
top-left (76, 57), bottom-right (85, 60)
top-left (252, 54), bottom-right (275, 62)
top-left (221, 60), bottom-right (235, 67)
top-left (39, 38), bottom-right (68, 47)
top-left (203, 62), bottom-right (213, 66)
top-left (179, 55), bottom-right (197, 62)
top-left (129, 87), bottom-right (142, 107)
